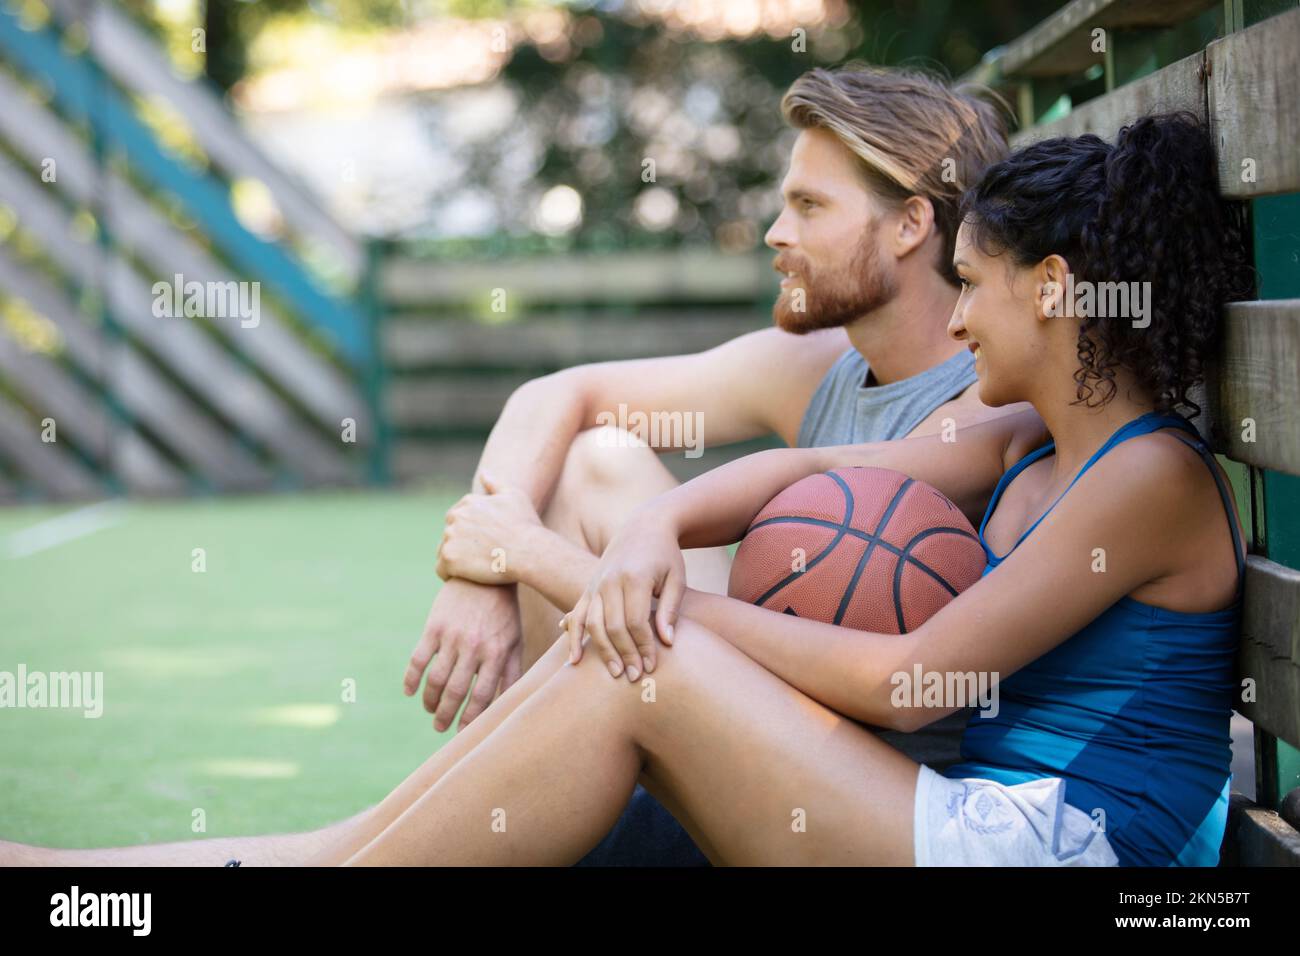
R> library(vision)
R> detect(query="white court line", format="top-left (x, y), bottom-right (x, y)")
top-left (0, 500), bottom-right (128, 559)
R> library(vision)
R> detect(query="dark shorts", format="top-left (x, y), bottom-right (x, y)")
top-left (575, 785), bottom-right (710, 867)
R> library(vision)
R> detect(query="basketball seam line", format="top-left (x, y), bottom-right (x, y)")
top-left (833, 478), bottom-right (913, 627)
top-left (892, 525), bottom-right (968, 632)
top-left (751, 515), bottom-right (979, 599)
top-left (751, 514), bottom-right (979, 555)
top-left (752, 471), bottom-right (856, 608)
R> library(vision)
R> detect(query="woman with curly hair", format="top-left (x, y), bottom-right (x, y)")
top-left (5, 112), bottom-right (1255, 867)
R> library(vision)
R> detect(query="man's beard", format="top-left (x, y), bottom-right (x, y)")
top-left (773, 231), bottom-right (899, 335)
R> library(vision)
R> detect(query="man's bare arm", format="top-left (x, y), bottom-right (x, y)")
top-left (410, 325), bottom-right (848, 729)
top-left (470, 325), bottom-right (850, 510)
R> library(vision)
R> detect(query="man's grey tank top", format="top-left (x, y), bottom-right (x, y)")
top-left (797, 346), bottom-right (976, 449)
top-left (795, 345), bottom-right (978, 771)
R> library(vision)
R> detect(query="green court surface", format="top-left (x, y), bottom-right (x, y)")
top-left (0, 489), bottom-right (464, 849)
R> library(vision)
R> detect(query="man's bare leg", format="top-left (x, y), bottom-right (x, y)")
top-left (2, 807), bottom-right (374, 867)
top-left (1, 428), bottom-right (731, 866)
top-left (518, 426), bottom-right (732, 669)
top-left (293, 428), bottom-right (734, 865)
top-left (8, 607), bottom-right (588, 868)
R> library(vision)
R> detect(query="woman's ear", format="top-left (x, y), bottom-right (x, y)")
top-left (892, 195), bottom-right (936, 257)
top-left (1035, 254), bottom-right (1072, 322)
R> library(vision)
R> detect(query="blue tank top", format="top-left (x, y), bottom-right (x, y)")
top-left (943, 410), bottom-right (1245, 866)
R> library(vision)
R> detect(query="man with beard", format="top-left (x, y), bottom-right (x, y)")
top-left (411, 64), bottom-right (1023, 867)
top-left (17, 65), bottom-right (1024, 867)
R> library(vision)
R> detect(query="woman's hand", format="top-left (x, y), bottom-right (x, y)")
top-left (436, 473), bottom-right (542, 585)
top-left (563, 512), bottom-right (686, 680)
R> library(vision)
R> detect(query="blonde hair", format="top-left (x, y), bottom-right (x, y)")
top-left (781, 63), bottom-right (1010, 284)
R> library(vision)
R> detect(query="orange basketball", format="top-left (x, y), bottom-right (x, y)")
top-left (727, 467), bottom-right (986, 633)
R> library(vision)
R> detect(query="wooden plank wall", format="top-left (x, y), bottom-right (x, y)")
top-left (378, 250), bottom-right (779, 485)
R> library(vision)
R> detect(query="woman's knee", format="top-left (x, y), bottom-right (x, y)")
top-left (594, 619), bottom-right (732, 715)
top-left (546, 620), bottom-right (737, 746)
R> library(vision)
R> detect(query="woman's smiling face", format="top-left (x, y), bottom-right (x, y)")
top-left (947, 220), bottom-right (1055, 408)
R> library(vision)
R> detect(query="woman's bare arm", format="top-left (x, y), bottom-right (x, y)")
top-left (655, 405), bottom-right (1043, 550)
top-left (673, 432), bottom-right (1210, 730)
top-left (566, 406), bottom-right (1045, 676)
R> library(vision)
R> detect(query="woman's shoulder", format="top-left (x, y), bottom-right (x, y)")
top-left (1108, 423), bottom-right (1222, 485)
top-left (1080, 424), bottom-right (1220, 511)
top-left (1087, 425), bottom-right (1245, 612)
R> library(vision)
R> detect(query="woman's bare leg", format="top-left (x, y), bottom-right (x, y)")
top-left (344, 619), bottom-right (920, 866)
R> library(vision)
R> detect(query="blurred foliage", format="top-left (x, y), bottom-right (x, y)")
top-left (116, 0), bottom-right (1066, 255)
top-left (118, 1), bottom-right (1064, 96)
top-left (421, 0), bottom-right (1065, 254)
top-left (119, 0), bottom-right (600, 90)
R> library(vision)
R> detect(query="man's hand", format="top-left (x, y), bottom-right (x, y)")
top-left (404, 578), bottom-right (523, 732)
top-left (436, 473), bottom-right (543, 585)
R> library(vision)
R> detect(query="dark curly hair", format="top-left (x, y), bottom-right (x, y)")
top-left (958, 111), bottom-right (1254, 416)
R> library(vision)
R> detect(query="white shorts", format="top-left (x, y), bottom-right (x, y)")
top-left (913, 763), bottom-right (1120, 866)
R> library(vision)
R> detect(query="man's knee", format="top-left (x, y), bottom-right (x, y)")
top-left (541, 426), bottom-right (674, 556)
top-left (554, 426), bottom-right (666, 502)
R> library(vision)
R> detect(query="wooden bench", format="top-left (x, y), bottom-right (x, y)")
top-left (968, 0), bottom-right (1300, 866)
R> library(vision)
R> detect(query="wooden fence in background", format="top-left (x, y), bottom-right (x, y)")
top-left (0, 0), bottom-right (375, 501)
top-left (0, 1), bottom-right (782, 501)
top-left (375, 248), bottom-right (780, 486)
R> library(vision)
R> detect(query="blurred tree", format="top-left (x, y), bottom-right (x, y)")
top-left (475, 0), bottom-right (1065, 253)
top-left (123, 1), bottom-right (1064, 93)
top-left (116, 0), bottom-right (1068, 249)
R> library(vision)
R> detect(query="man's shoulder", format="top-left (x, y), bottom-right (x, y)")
top-left (732, 326), bottom-right (853, 392)
top-left (743, 325), bottom-right (852, 359)
top-left (730, 327), bottom-right (851, 445)
top-left (706, 325), bottom-right (850, 380)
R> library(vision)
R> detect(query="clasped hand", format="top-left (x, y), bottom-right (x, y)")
top-left (563, 514), bottom-right (686, 681)
top-left (435, 473), bottom-right (541, 584)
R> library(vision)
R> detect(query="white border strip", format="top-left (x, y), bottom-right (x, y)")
top-left (1, 500), bottom-right (127, 559)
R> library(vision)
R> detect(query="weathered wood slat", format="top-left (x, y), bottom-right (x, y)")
top-left (0, 247), bottom-right (269, 488)
top-left (1221, 792), bottom-right (1300, 866)
top-left (387, 374), bottom-right (533, 429)
top-left (384, 313), bottom-right (767, 368)
top-left (393, 439), bottom-right (491, 486)
top-left (1013, 9), bottom-right (1300, 202)
top-left (1012, 49), bottom-right (1205, 146)
top-left (1000, 0), bottom-right (1218, 79)
top-left (0, 70), bottom-right (373, 441)
top-left (0, 391), bottom-right (102, 499)
top-left (1235, 555), bottom-right (1300, 752)
top-left (386, 313), bottom-right (765, 427)
top-left (381, 250), bottom-right (778, 308)
top-left (0, 153), bottom-right (357, 484)
top-left (0, 6), bottom-right (372, 367)
top-left (45, 0), bottom-right (364, 283)
top-left (1207, 6), bottom-right (1300, 198)
top-left (0, 328), bottom-right (186, 495)
top-left (1205, 300), bottom-right (1300, 476)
